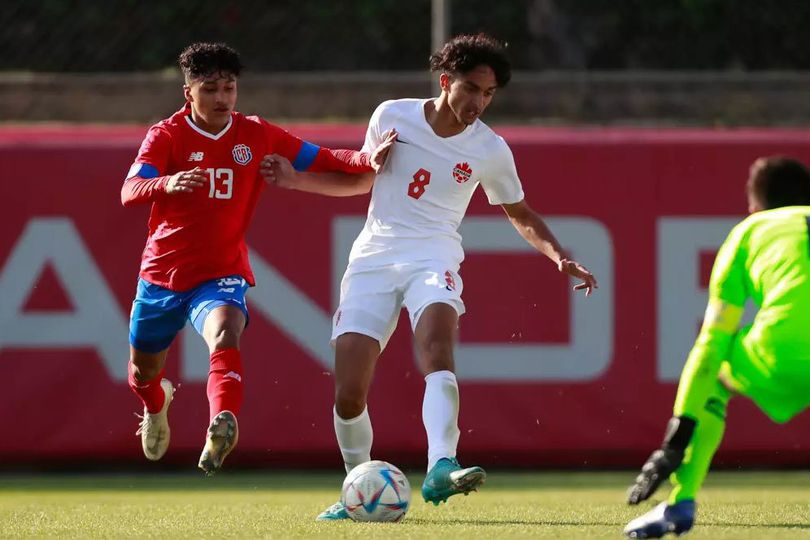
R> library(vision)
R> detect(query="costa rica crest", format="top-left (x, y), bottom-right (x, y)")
top-left (232, 144), bottom-right (252, 165)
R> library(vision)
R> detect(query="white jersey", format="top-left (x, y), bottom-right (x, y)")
top-left (349, 98), bottom-right (525, 269)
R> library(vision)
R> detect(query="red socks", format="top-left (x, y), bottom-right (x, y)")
top-left (129, 349), bottom-right (243, 419)
top-left (128, 361), bottom-right (166, 414)
top-left (207, 348), bottom-right (243, 420)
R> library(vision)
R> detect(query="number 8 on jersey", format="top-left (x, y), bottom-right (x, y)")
top-left (408, 168), bottom-right (431, 200)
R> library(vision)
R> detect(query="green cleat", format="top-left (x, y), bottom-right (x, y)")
top-left (421, 457), bottom-right (486, 505)
top-left (316, 500), bottom-right (350, 521)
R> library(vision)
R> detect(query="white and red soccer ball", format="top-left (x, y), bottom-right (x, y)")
top-left (341, 460), bottom-right (411, 522)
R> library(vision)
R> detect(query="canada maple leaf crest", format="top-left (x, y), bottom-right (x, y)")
top-left (452, 162), bottom-right (472, 183)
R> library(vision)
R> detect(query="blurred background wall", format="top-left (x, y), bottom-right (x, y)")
top-left (3, 0), bottom-right (810, 125)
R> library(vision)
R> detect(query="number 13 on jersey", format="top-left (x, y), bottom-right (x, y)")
top-left (206, 167), bottom-right (233, 199)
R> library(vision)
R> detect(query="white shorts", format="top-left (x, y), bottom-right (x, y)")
top-left (331, 261), bottom-right (465, 350)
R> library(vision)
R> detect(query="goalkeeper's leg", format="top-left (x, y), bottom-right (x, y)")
top-left (627, 380), bottom-right (729, 505)
top-left (668, 380), bottom-right (729, 503)
top-left (625, 380), bottom-right (729, 538)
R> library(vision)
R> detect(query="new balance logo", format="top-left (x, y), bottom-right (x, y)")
top-left (224, 371), bottom-right (242, 382)
top-left (188, 152), bottom-right (204, 161)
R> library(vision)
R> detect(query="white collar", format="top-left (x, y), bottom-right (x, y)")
top-left (184, 114), bottom-right (233, 140)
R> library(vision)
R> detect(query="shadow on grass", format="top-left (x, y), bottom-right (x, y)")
top-left (409, 517), bottom-right (810, 530)
top-left (702, 522), bottom-right (810, 530)
top-left (408, 517), bottom-right (624, 527)
top-left (0, 472), bottom-right (346, 492)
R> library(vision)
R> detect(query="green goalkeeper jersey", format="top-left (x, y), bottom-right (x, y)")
top-left (710, 205), bottom-right (810, 369)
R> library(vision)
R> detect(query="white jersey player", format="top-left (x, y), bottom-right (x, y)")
top-left (260, 33), bottom-right (598, 521)
top-left (335, 95), bottom-right (527, 350)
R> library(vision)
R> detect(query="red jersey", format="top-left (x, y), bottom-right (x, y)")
top-left (122, 104), bottom-right (371, 291)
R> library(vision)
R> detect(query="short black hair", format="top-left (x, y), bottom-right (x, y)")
top-left (179, 42), bottom-right (243, 82)
top-left (429, 33), bottom-right (511, 88)
top-left (747, 156), bottom-right (810, 210)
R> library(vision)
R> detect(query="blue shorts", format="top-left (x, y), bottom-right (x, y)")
top-left (129, 275), bottom-right (250, 353)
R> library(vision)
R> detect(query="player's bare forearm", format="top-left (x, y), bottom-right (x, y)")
top-left (289, 171), bottom-right (375, 197)
top-left (502, 200), bottom-right (598, 295)
top-left (503, 203), bottom-right (566, 263)
top-left (262, 153), bottom-right (374, 196)
top-left (264, 160), bottom-right (372, 196)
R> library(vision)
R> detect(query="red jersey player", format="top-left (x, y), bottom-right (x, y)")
top-left (121, 42), bottom-right (394, 475)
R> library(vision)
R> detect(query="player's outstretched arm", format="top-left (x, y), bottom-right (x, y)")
top-left (260, 154), bottom-right (375, 197)
top-left (501, 200), bottom-right (598, 296)
top-left (264, 120), bottom-right (396, 175)
top-left (311, 129), bottom-right (397, 174)
top-left (121, 167), bottom-right (207, 206)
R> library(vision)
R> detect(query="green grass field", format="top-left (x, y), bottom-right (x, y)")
top-left (2, 471), bottom-right (808, 539)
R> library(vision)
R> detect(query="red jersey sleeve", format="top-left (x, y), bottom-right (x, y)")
top-left (262, 120), bottom-right (372, 174)
top-left (121, 125), bottom-right (173, 206)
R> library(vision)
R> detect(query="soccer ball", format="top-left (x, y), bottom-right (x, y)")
top-left (341, 460), bottom-right (411, 522)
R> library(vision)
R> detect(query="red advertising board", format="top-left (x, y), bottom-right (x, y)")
top-left (2, 125), bottom-right (810, 468)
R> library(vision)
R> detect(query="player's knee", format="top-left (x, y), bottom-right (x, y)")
top-left (130, 360), bottom-right (161, 382)
top-left (417, 338), bottom-right (454, 373)
top-left (206, 325), bottom-right (242, 351)
top-left (335, 385), bottom-right (367, 419)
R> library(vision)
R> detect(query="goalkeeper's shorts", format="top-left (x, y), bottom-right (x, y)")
top-left (720, 324), bottom-right (810, 423)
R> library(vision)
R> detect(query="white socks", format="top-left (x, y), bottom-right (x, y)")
top-left (334, 406), bottom-right (373, 473)
top-left (333, 370), bottom-right (460, 475)
top-left (422, 370), bottom-right (461, 472)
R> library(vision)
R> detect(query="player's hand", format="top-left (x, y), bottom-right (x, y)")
top-left (370, 129), bottom-right (398, 174)
top-left (626, 447), bottom-right (684, 505)
top-left (260, 153), bottom-right (296, 188)
top-left (165, 167), bottom-right (207, 194)
top-left (558, 258), bottom-right (598, 296)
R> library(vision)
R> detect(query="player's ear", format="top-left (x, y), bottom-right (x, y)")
top-left (183, 84), bottom-right (193, 103)
top-left (439, 72), bottom-right (451, 93)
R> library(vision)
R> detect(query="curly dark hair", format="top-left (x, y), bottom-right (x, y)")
top-left (747, 156), bottom-right (810, 209)
top-left (429, 33), bottom-right (511, 88)
top-left (179, 42), bottom-right (243, 82)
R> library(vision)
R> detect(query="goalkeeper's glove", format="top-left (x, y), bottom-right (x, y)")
top-left (627, 416), bottom-right (696, 505)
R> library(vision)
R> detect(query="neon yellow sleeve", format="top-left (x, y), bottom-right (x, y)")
top-left (707, 221), bottom-right (750, 307)
top-left (673, 222), bottom-right (749, 418)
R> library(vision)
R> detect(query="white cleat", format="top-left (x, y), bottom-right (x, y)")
top-left (135, 378), bottom-right (175, 461)
top-left (624, 501), bottom-right (696, 538)
top-left (198, 411), bottom-right (239, 476)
